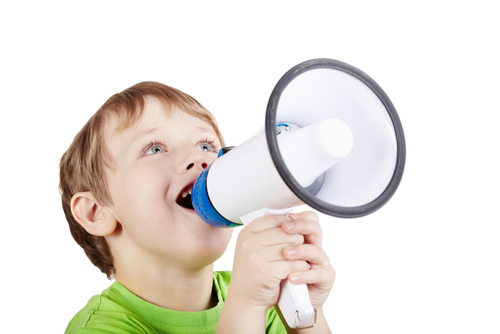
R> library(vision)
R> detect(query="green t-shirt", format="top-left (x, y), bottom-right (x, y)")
top-left (66, 271), bottom-right (286, 334)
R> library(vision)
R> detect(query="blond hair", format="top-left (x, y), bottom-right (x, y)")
top-left (59, 81), bottom-right (224, 278)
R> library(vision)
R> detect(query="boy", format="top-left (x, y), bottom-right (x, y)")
top-left (60, 81), bottom-right (335, 333)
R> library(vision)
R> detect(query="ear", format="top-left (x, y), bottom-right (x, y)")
top-left (70, 191), bottom-right (117, 236)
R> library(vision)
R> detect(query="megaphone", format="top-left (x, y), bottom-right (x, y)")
top-left (191, 58), bottom-right (406, 328)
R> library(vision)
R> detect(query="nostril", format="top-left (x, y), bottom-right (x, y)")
top-left (186, 163), bottom-right (194, 170)
top-left (202, 163), bottom-right (208, 169)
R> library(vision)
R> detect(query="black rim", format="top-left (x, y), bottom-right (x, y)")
top-left (265, 58), bottom-right (406, 218)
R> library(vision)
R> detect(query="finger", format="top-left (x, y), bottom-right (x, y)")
top-left (282, 212), bottom-right (322, 246)
top-left (272, 260), bottom-right (311, 281)
top-left (257, 227), bottom-right (304, 247)
top-left (283, 244), bottom-right (329, 266)
top-left (288, 266), bottom-right (336, 286)
top-left (291, 211), bottom-right (319, 223)
top-left (247, 215), bottom-right (293, 233)
top-left (263, 243), bottom-right (309, 262)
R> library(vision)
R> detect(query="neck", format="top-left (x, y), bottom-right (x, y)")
top-left (114, 258), bottom-right (217, 312)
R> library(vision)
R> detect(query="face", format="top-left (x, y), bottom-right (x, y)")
top-left (104, 97), bottom-right (233, 270)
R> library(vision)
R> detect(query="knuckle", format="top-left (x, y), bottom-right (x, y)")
top-left (307, 243), bottom-right (321, 256)
top-left (276, 263), bottom-right (292, 279)
top-left (247, 250), bottom-right (259, 264)
top-left (295, 260), bottom-right (309, 272)
top-left (239, 227), bottom-right (252, 239)
top-left (324, 267), bottom-right (336, 283)
top-left (310, 211), bottom-right (320, 221)
top-left (322, 268), bottom-right (333, 281)
top-left (239, 238), bottom-right (252, 252)
top-left (317, 244), bottom-right (326, 256)
top-left (271, 215), bottom-right (288, 225)
top-left (266, 215), bottom-right (280, 224)
top-left (285, 234), bottom-right (304, 245)
top-left (302, 210), bottom-right (319, 222)
top-left (316, 221), bottom-right (322, 233)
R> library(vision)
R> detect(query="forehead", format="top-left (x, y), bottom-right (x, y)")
top-left (104, 96), bottom-right (216, 144)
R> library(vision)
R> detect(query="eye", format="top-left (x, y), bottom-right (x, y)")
top-left (197, 142), bottom-right (213, 152)
top-left (197, 138), bottom-right (218, 153)
top-left (143, 143), bottom-right (166, 155)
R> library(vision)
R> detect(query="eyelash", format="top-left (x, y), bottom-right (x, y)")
top-left (141, 140), bottom-right (166, 156)
top-left (141, 138), bottom-right (219, 156)
top-left (199, 137), bottom-right (218, 152)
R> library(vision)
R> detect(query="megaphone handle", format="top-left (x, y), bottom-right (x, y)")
top-left (240, 208), bottom-right (316, 329)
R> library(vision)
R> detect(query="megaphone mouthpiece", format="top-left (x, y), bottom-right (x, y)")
top-left (318, 118), bottom-right (354, 158)
top-left (278, 118), bottom-right (353, 188)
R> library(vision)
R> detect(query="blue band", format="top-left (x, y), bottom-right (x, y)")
top-left (191, 165), bottom-right (241, 228)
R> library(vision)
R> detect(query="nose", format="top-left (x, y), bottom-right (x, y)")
top-left (186, 162), bottom-right (208, 170)
top-left (176, 149), bottom-right (210, 174)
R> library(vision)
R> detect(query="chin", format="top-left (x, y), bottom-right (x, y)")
top-left (195, 226), bottom-right (233, 253)
top-left (183, 240), bottom-right (231, 270)
top-left (174, 204), bottom-right (234, 257)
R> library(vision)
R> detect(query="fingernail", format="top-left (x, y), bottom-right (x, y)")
top-left (289, 213), bottom-right (299, 220)
top-left (290, 276), bottom-right (299, 283)
top-left (286, 221), bottom-right (295, 230)
top-left (287, 248), bottom-right (296, 257)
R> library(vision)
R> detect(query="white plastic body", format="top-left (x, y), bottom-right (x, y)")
top-left (207, 130), bottom-right (300, 224)
top-left (206, 120), bottom-right (352, 325)
top-left (240, 208), bottom-right (314, 329)
top-left (207, 118), bottom-right (352, 224)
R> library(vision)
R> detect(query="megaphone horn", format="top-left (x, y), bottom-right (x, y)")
top-left (191, 58), bottom-right (406, 328)
top-left (266, 58), bottom-right (406, 218)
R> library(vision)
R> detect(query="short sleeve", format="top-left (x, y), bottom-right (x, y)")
top-left (266, 306), bottom-right (287, 334)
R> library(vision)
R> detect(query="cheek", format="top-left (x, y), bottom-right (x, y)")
top-left (108, 166), bottom-right (171, 225)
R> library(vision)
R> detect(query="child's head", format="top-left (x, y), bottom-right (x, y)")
top-left (60, 82), bottom-right (231, 279)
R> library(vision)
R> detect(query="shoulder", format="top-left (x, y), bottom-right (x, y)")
top-left (65, 282), bottom-right (155, 334)
top-left (265, 306), bottom-right (287, 333)
top-left (213, 270), bottom-right (231, 285)
top-left (213, 270), bottom-right (232, 300)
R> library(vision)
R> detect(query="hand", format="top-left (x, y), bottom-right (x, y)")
top-left (282, 211), bottom-right (335, 310)
top-left (229, 215), bottom-right (311, 311)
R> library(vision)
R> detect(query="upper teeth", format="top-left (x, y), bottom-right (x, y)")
top-left (181, 189), bottom-right (192, 198)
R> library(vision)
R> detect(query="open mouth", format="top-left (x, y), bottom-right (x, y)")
top-left (176, 184), bottom-right (194, 210)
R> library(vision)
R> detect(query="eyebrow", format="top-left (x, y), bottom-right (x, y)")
top-left (195, 125), bottom-right (216, 133)
top-left (129, 127), bottom-right (160, 144)
top-left (124, 123), bottom-right (217, 149)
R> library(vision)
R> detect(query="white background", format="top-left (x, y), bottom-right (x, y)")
top-left (1, 1), bottom-right (499, 333)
